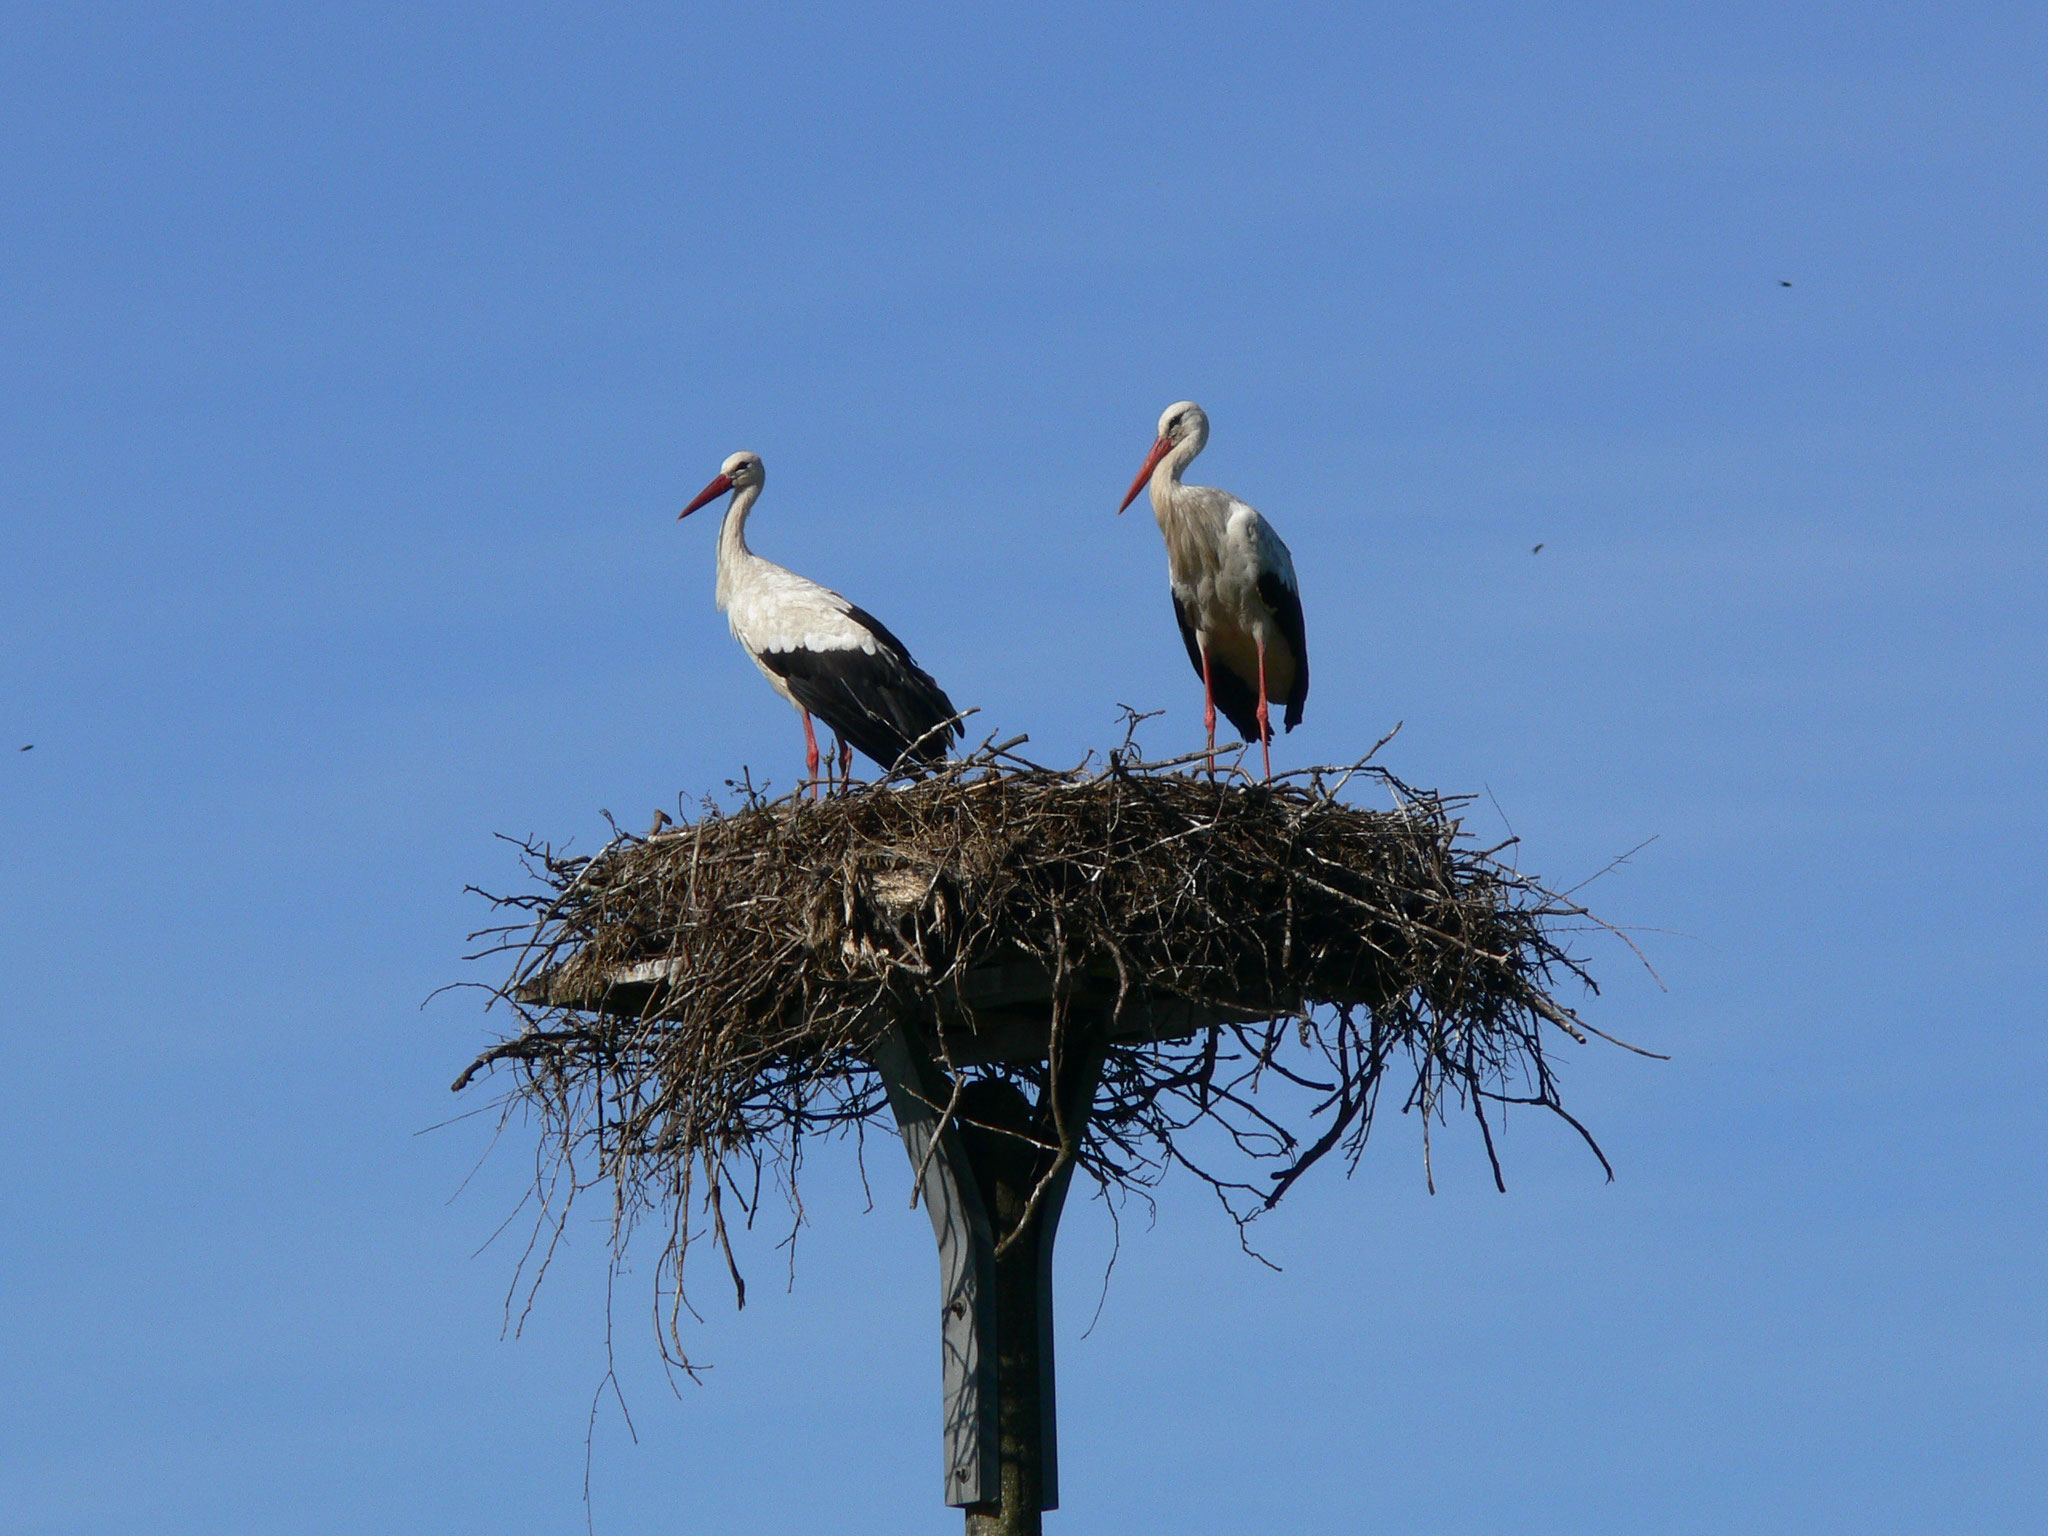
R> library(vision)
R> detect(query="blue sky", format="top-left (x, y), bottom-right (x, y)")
top-left (2, 4), bottom-right (2043, 1532)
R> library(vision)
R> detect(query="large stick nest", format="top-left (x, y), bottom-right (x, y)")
top-left (458, 732), bottom-right (1637, 1342)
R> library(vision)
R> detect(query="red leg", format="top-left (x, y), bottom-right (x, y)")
top-left (1255, 636), bottom-right (1273, 781)
top-left (801, 710), bottom-right (821, 800)
top-left (838, 735), bottom-right (852, 788)
top-left (1200, 644), bottom-right (1218, 777)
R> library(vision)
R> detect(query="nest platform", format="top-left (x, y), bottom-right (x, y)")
top-left (461, 737), bottom-right (1613, 1237)
top-left (456, 739), bottom-right (1624, 1524)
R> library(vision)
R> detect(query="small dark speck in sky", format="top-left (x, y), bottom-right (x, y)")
top-left (19, 744), bottom-right (31, 751)
top-left (1531, 543), bottom-right (1544, 554)
top-left (1780, 280), bottom-right (1792, 287)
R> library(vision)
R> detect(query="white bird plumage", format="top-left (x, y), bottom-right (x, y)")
top-left (680, 451), bottom-right (962, 792)
top-left (1119, 402), bottom-right (1309, 779)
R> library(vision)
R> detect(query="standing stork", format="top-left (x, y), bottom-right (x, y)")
top-left (679, 451), bottom-right (963, 793)
top-left (1118, 401), bottom-right (1309, 779)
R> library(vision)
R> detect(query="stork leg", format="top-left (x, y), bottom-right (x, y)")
top-left (1255, 636), bottom-right (1273, 782)
top-left (838, 734), bottom-right (853, 791)
top-left (801, 709), bottom-right (822, 800)
top-left (1199, 644), bottom-right (1218, 778)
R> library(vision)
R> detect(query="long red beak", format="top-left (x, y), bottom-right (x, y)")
top-left (679, 473), bottom-right (733, 519)
top-left (1119, 436), bottom-right (1173, 513)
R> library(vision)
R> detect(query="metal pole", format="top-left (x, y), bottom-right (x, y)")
top-left (873, 1019), bottom-right (1104, 1535)
top-left (959, 1076), bottom-right (1052, 1536)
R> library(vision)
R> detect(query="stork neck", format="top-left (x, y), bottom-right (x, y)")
top-left (1149, 432), bottom-right (1205, 519)
top-left (715, 485), bottom-right (762, 610)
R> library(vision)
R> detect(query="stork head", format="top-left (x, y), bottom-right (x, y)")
top-left (1119, 401), bottom-right (1209, 512)
top-left (680, 450), bottom-right (764, 518)
top-left (1157, 400), bottom-right (1207, 444)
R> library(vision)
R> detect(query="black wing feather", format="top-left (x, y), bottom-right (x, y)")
top-left (1254, 571), bottom-right (1310, 731)
top-left (759, 603), bottom-right (962, 771)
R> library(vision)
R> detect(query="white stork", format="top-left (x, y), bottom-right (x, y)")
top-left (679, 451), bottom-right (962, 793)
top-left (1119, 401), bottom-right (1309, 779)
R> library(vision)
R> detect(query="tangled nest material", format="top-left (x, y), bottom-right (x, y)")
top-left (458, 727), bottom-right (1640, 1348)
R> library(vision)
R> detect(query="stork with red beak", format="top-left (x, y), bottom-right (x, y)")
top-left (680, 451), bottom-right (962, 793)
top-left (1119, 401), bottom-right (1309, 778)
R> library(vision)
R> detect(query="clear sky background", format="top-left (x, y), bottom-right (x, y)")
top-left (3, 4), bottom-right (2043, 1533)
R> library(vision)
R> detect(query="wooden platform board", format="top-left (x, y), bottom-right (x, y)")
top-left (514, 954), bottom-right (1265, 1066)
